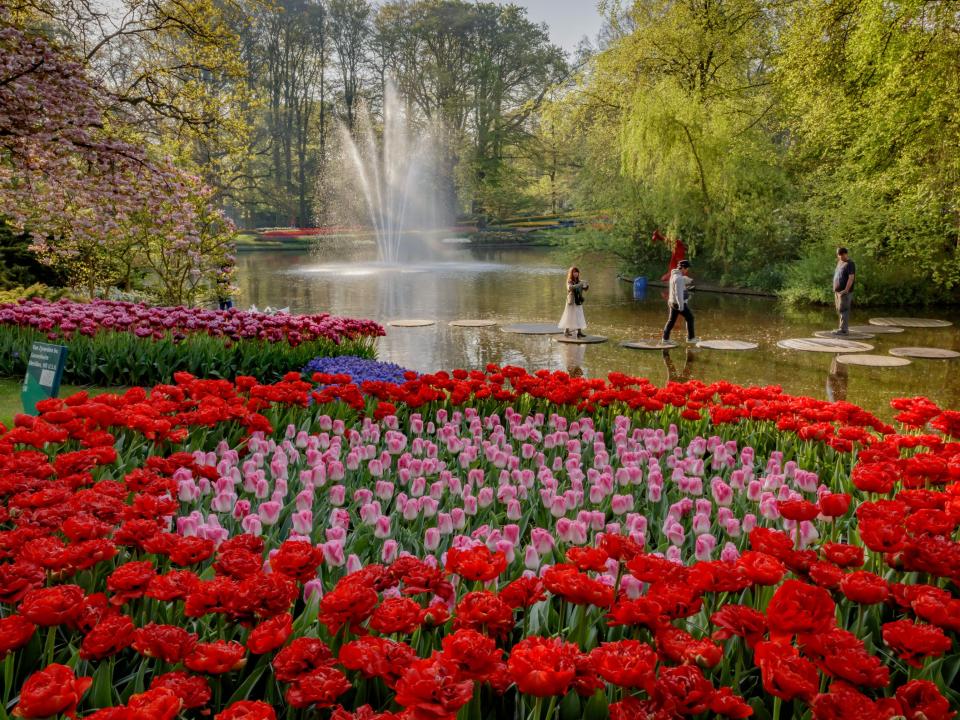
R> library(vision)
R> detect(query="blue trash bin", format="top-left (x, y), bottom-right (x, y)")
top-left (633, 276), bottom-right (648, 299)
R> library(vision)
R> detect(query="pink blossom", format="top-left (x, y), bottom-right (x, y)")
top-left (258, 501), bottom-right (282, 526)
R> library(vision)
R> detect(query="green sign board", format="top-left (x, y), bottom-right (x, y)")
top-left (21, 342), bottom-right (68, 414)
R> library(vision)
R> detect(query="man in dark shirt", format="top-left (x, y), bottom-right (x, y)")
top-left (831, 247), bottom-right (856, 335)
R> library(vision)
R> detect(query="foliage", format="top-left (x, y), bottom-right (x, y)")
top-left (777, 0), bottom-right (960, 293)
top-left (555, 0), bottom-right (960, 303)
top-left (0, 9), bottom-right (240, 301)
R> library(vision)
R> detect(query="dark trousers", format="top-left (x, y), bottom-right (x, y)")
top-left (663, 303), bottom-right (694, 340)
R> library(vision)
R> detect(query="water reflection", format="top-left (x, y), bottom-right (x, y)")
top-left (557, 342), bottom-right (586, 377)
top-left (826, 356), bottom-right (848, 403)
top-left (235, 245), bottom-right (960, 417)
top-left (662, 348), bottom-right (696, 384)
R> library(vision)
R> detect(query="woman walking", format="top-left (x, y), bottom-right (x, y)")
top-left (662, 259), bottom-right (699, 344)
top-left (559, 266), bottom-right (589, 338)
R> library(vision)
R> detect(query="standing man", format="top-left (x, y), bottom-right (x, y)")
top-left (832, 247), bottom-right (856, 335)
top-left (662, 259), bottom-right (699, 344)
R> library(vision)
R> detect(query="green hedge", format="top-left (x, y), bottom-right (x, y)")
top-left (0, 326), bottom-right (377, 386)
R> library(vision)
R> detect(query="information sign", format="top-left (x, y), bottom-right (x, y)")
top-left (21, 342), bottom-right (68, 414)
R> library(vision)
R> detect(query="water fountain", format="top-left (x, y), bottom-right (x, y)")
top-left (336, 83), bottom-right (443, 265)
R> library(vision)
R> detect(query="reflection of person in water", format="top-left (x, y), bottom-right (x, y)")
top-left (559, 341), bottom-right (586, 377)
top-left (662, 347), bottom-right (695, 383)
top-left (826, 356), bottom-right (848, 402)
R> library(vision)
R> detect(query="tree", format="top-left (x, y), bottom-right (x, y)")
top-left (558, 0), bottom-right (795, 287)
top-left (329, 0), bottom-right (370, 129)
top-left (778, 0), bottom-right (960, 294)
top-left (0, 11), bottom-right (234, 301)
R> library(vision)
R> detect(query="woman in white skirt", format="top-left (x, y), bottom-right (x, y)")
top-left (559, 266), bottom-right (589, 338)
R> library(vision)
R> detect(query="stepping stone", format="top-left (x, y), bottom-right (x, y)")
top-left (621, 340), bottom-right (679, 350)
top-left (836, 354), bottom-right (912, 367)
top-left (697, 339), bottom-right (758, 350)
top-left (449, 319), bottom-right (497, 328)
top-left (889, 347), bottom-right (960, 359)
top-left (778, 338), bottom-right (874, 353)
top-left (388, 319), bottom-right (435, 328)
top-left (850, 324), bottom-right (903, 335)
top-left (553, 335), bottom-right (608, 344)
top-left (814, 330), bottom-right (875, 340)
top-left (869, 317), bottom-right (953, 328)
top-left (501, 323), bottom-right (563, 335)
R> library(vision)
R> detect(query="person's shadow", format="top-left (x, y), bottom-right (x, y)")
top-left (662, 347), bottom-right (695, 383)
top-left (826, 356), bottom-right (848, 402)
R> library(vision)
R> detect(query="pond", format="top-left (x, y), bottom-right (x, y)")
top-left (235, 241), bottom-right (960, 418)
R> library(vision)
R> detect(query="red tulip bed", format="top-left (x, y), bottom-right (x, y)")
top-left (1, 367), bottom-right (959, 720)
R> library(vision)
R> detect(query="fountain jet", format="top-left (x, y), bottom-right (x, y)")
top-left (335, 83), bottom-right (444, 265)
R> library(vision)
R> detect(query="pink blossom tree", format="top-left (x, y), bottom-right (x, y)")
top-left (0, 10), bottom-right (234, 303)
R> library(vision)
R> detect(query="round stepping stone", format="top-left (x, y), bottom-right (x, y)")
top-left (777, 338), bottom-right (874, 353)
top-left (621, 340), bottom-right (679, 350)
top-left (850, 324), bottom-right (903, 334)
top-left (388, 319), bottom-right (435, 328)
top-left (836, 354), bottom-right (912, 367)
top-left (814, 330), bottom-right (875, 340)
top-left (889, 347), bottom-right (960, 359)
top-left (501, 323), bottom-right (563, 335)
top-left (553, 335), bottom-right (608, 345)
top-left (869, 317), bottom-right (953, 328)
top-left (696, 339), bottom-right (758, 350)
top-left (449, 319), bottom-right (497, 328)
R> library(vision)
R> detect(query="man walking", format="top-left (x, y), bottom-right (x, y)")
top-left (832, 247), bottom-right (856, 335)
top-left (662, 259), bottom-right (699, 344)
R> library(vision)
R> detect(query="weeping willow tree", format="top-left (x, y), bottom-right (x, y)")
top-left (606, 0), bottom-right (795, 286)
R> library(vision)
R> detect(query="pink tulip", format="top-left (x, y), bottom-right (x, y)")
top-left (241, 514), bottom-right (262, 536)
top-left (329, 508), bottom-right (350, 529)
top-left (374, 516), bottom-right (392, 539)
top-left (611, 494), bottom-right (633, 515)
top-left (424, 527), bottom-right (441, 551)
top-left (232, 499), bottom-right (251, 520)
top-left (665, 521), bottom-right (685, 547)
top-left (695, 534), bottom-right (716, 561)
top-left (420, 497), bottom-right (439, 518)
top-left (524, 545), bottom-right (540, 571)
top-left (292, 510), bottom-right (313, 535)
top-left (346, 554), bottom-right (362, 574)
top-left (257, 501), bottom-right (281, 526)
top-left (303, 579), bottom-right (323, 603)
top-left (742, 513), bottom-right (757, 533)
top-left (720, 542), bottom-right (740, 563)
top-left (328, 485), bottom-right (345, 506)
top-left (711, 478), bottom-right (733, 506)
top-left (322, 541), bottom-right (345, 567)
top-left (531, 528), bottom-right (555, 555)
top-left (437, 513), bottom-right (454, 535)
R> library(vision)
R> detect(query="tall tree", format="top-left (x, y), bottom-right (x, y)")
top-left (328, 0), bottom-right (370, 129)
top-left (778, 0), bottom-right (960, 293)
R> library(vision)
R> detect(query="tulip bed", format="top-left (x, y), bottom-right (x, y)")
top-left (1, 367), bottom-right (959, 720)
top-left (0, 300), bottom-right (383, 386)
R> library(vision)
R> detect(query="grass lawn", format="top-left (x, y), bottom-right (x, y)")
top-left (0, 376), bottom-right (127, 428)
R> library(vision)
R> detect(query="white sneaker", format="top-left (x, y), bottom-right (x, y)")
top-left (686, 336), bottom-right (702, 344)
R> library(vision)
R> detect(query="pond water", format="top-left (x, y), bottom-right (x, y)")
top-left (235, 241), bottom-right (960, 418)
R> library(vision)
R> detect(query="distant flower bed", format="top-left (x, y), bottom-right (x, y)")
top-left (0, 299), bottom-right (383, 386)
top-left (258, 227), bottom-right (367, 238)
top-left (303, 355), bottom-right (416, 386)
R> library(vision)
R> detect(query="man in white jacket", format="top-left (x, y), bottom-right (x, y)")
top-left (662, 260), bottom-right (700, 344)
